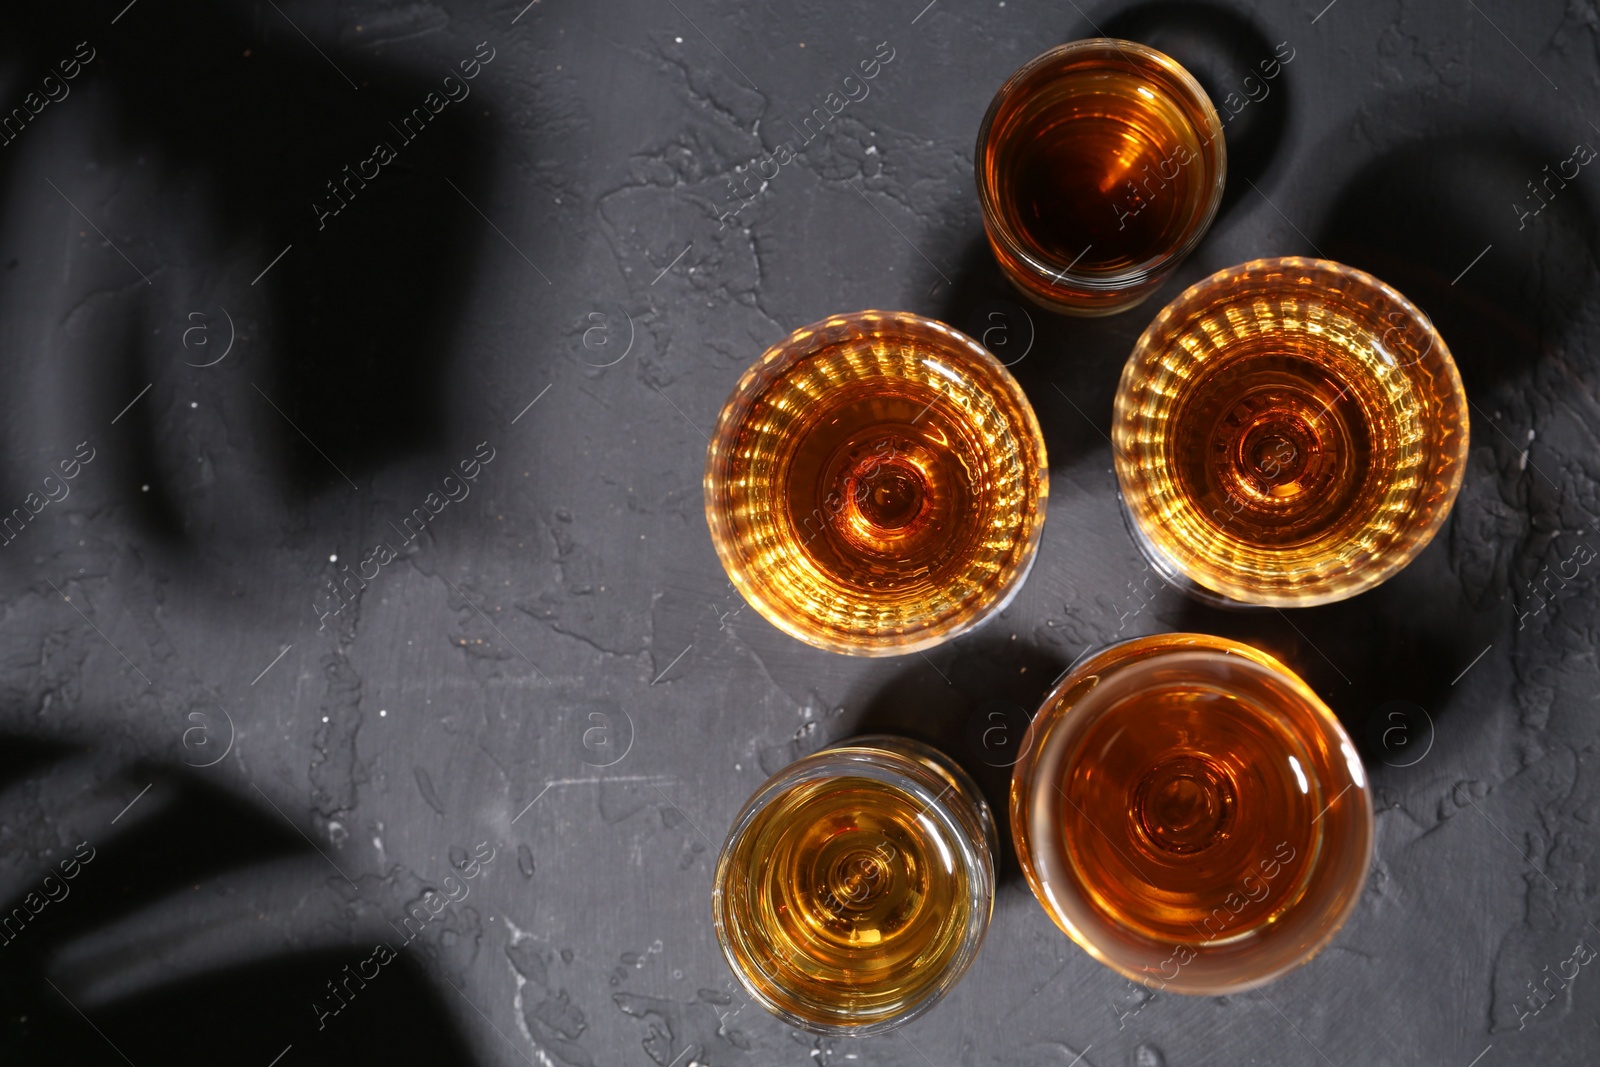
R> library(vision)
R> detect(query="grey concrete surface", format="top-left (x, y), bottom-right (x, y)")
top-left (0, 1), bottom-right (1596, 1065)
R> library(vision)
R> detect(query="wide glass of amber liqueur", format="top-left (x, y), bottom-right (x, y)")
top-left (976, 38), bottom-right (1226, 316)
top-left (705, 311), bottom-right (1047, 655)
top-left (714, 736), bottom-right (997, 1034)
top-left (1114, 257), bottom-right (1469, 607)
top-left (1011, 634), bottom-right (1373, 994)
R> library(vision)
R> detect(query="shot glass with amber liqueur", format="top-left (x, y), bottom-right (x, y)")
top-left (1114, 257), bottom-right (1469, 606)
top-left (713, 736), bottom-right (997, 1034)
top-left (976, 38), bottom-right (1226, 315)
top-left (1011, 634), bottom-right (1373, 993)
top-left (704, 311), bottom-right (1047, 655)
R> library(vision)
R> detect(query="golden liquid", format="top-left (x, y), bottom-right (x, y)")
top-left (705, 312), bottom-right (1046, 654)
top-left (1114, 258), bottom-right (1469, 605)
top-left (716, 775), bottom-right (977, 1029)
top-left (1063, 681), bottom-right (1320, 943)
top-left (784, 382), bottom-right (981, 589)
top-left (1012, 635), bottom-right (1373, 993)
top-left (1170, 352), bottom-right (1384, 551)
top-left (977, 40), bottom-right (1224, 314)
top-left (998, 66), bottom-right (1207, 274)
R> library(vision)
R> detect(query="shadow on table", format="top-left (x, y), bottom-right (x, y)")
top-left (1314, 120), bottom-right (1600, 399)
top-left (842, 631), bottom-right (1069, 887)
top-left (0, 0), bottom-right (530, 553)
top-left (0, 734), bottom-right (481, 1066)
top-left (930, 232), bottom-right (1149, 481)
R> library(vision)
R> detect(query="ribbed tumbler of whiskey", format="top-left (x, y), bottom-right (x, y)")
top-left (705, 311), bottom-right (1047, 655)
top-left (976, 38), bottom-right (1226, 316)
top-left (714, 736), bottom-right (997, 1035)
top-left (1011, 634), bottom-right (1373, 994)
top-left (1114, 257), bottom-right (1469, 606)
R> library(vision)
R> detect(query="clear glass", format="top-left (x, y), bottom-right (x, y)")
top-left (1114, 257), bottom-right (1469, 607)
top-left (713, 736), bottom-right (997, 1035)
top-left (975, 38), bottom-right (1226, 316)
top-left (1010, 634), bottom-right (1373, 994)
top-left (704, 311), bottom-right (1048, 655)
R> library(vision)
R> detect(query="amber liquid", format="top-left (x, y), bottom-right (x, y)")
top-left (705, 312), bottom-right (1046, 654)
top-left (1114, 259), bottom-right (1469, 605)
top-left (784, 381), bottom-right (982, 590)
top-left (996, 65), bottom-right (1209, 275)
top-left (1060, 679), bottom-right (1321, 943)
top-left (1013, 636), bottom-right (1373, 993)
top-left (1170, 352), bottom-right (1387, 552)
top-left (717, 775), bottom-right (974, 1027)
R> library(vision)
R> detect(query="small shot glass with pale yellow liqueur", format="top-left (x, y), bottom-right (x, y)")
top-left (713, 737), bottom-right (996, 1034)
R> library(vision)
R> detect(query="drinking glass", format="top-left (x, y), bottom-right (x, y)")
top-left (1114, 257), bottom-right (1469, 606)
top-left (704, 311), bottom-right (1047, 655)
top-left (976, 38), bottom-right (1226, 316)
top-left (1011, 633), bottom-right (1373, 993)
top-left (714, 736), bottom-right (997, 1034)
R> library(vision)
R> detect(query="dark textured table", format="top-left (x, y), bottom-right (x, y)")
top-left (0, 1), bottom-right (1596, 1064)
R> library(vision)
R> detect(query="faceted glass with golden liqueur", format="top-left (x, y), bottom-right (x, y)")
top-left (713, 737), bottom-right (997, 1034)
top-left (1114, 258), bottom-right (1469, 606)
top-left (704, 311), bottom-right (1047, 655)
top-left (976, 39), bottom-right (1226, 315)
top-left (1011, 634), bottom-right (1373, 994)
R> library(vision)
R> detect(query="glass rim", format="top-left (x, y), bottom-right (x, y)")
top-left (974, 37), bottom-right (1228, 292)
top-left (1009, 632), bottom-right (1376, 994)
top-left (1113, 256), bottom-right (1471, 607)
top-left (712, 738), bottom-right (996, 1034)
